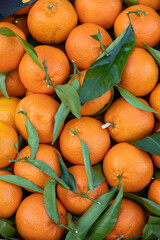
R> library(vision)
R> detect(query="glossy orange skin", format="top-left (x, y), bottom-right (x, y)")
top-left (15, 94), bottom-right (60, 143)
top-left (16, 193), bottom-right (67, 240)
top-left (148, 179), bottom-right (160, 205)
top-left (149, 83), bottom-right (160, 120)
top-left (0, 96), bottom-right (20, 130)
top-left (0, 22), bottom-right (26, 72)
top-left (74, 0), bottom-right (122, 29)
top-left (14, 144), bottom-right (61, 190)
top-left (104, 199), bottom-right (146, 240)
top-left (65, 23), bottom-right (112, 70)
top-left (104, 97), bottom-right (155, 143)
top-left (0, 121), bottom-right (19, 168)
top-left (0, 69), bottom-right (26, 98)
top-left (103, 143), bottom-right (153, 192)
top-left (57, 165), bottom-right (109, 215)
top-left (0, 170), bottom-right (23, 219)
top-left (138, 0), bottom-right (160, 10)
top-left (27, 0), bottom-right (78, 44)
top-left (19, 45), bottom-right (70, 94)
top-left (68, 70), bottom-right (113, 116)
top-left (119, 47), bottom-right (159, 96)
top-left (59, 117), bottom-right (111, 165)
top-left (114, 5), bottom-right (160, 48)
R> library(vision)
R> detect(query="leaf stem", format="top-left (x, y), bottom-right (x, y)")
top-left (58, 223), bottom-right (77, 235)
top-left (18, 108), bottom-right (27, 116)
top-left (127, 10), bottom-right (146, 24)
top-left (77, 193), bottom-right (100, 204)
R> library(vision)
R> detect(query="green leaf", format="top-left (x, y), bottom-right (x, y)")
top-left (87, 185), bottom-right (123, 240)
top-left (91, 29), bottom-right (102, 42)
top-left (44, 180), bottom-right (59, 224)
top-left (65, 183), bottom-right (120, 240)
top-left (0, 72), bottom-right (9, 98)
top-left (143, 43), bottom-right (160, 65)
top-left (154, 167), bottom-right (160, 181)
top-left (118, 86), bottom-right (158, 113)
top-left (124, 0), bottom-right (138, 4)
top-left (131, 132), bottom-right (160, 156)
top-left (0, 219), bottom-right (16, 239)
top-left (42, 59), bottom-right (50, 87)
top-left (25, 116), bottom-right (39, 160)
top-left (124, 193), bottom-right (160, 216)
top-left (52, 73), bottom-right (81, 145)
top-left (0, 175), bottom-right (43, 193)
top-left (14, 141), bottom-right (19, 157)
top-left (79, 23), bottom-right (135, 105)
top-left (0, 27), bottom-right (44, 71)
top-left (143, 216), bottom-right (160, 240)
top-left (10, 159), bottom-right (70, 190)
top-left (55, 150), bottom-right (77, 193)
top-left (54, 84), bottom-right (81, 119)
top-left (142, 223), bottom-right (156, 240)
top-left (52, 103), bottom-right (70, 145)
top-left (18, 110), bottom-right (39, 160)
top-left (69, 129), bottom-right (94, 193)
top-left (67, 213), bottom-right (76, 230)
top-left (92, 163), bottom-right (105, 188)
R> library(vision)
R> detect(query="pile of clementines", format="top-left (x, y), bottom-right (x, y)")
top-left (0, 0), bottom-right (160, 239)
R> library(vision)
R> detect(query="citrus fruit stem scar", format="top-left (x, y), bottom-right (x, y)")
top-left (127, 10), bottom-right (146, 24)
top-left (101, 122), bottom-right (114, 129)
top-left (48, 4), bottom-right (53, 10)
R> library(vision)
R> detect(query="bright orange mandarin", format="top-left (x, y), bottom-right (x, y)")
top-left (151, 154), bottom-right (160, 169)
top-left (137, 0), bottom-right (160, 10)
top-left (16, 193), bottom-right (67, 240)
top-left (59, 117), bottom-right (111, 165)
top-left (19, 45), bottom-right (70, 94)
top-left (103, 143), bottom-right (153, 192)
top-left (0, 96), bottom-right (20, 130)
top-left (148, 179), bottom-right (160, 205)
top-left (14, 144), bottom-right (61, 190)
top-left (65, 23), bottom-right (113, 70)
top-left (27, 0), bottom-right (78, 44)
top-left (0, 69), bottom-right (26, 98)
top-left (15, 94), bottom-right (60, 143)
top-left (104, 199), bottom-right (146, 240)
top-left (14, 3), bottom-right (35, 15)
top-left (114, 5), bottom-right (160, 48)
top-left (74, 0), bottom-right (122, 29)
top-left (149, 83), bottom-right (160, 120)
top-left (104, 97), bottom-right (155, 143)
top-left (0, 170), bottom-right (23, 219)
top-left (0, 121), bottom-right (19, 168)
top-left (57, 165), bottom-right (109, 215)
top-left (68, 70), bottom-right (113, 116)
top-left (1, 15), bottom-right (30, 37)
top-left (0, 22), bottom-right (26, 73)
top-left (119, 47), bottom-right (159, 96)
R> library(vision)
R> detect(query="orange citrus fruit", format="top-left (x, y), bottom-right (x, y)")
top-left (15, 94), bottom-right (60, 143)
top-left (104, 199), bottom-right (146, 240)
top-left (114, 5), bottom-right (160, 48)
top-left (59, 117), bottom-right (111, 165)
top-left (19, 45), bottom-right (70, 94)
top-left (14, 144), bottom-right (61, 190)
top-left (103, 143), bottom-right (153, 192)
top-left (16, 193), bottom-right (67, 240)
top-left (65, 23), bottom-right (113, 70)
top-left (74, 0), bottom-right (122, 29)
top-left (57, 165), bottom-right (109, 215)
top-left (27, 0), bottom-right (78, 44)
top-left (0, 121), bottom-right (19, 168)
top-left (118, 47), bottom-right (159, 96)
top-left (0, 22), bottom-right (26, 72)
top-left (104, 97), bottom-right (155, 142)
top-left (148, 179), bottom-right (160, 205)
top-left (149, 83), bottom-right (160, 120)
